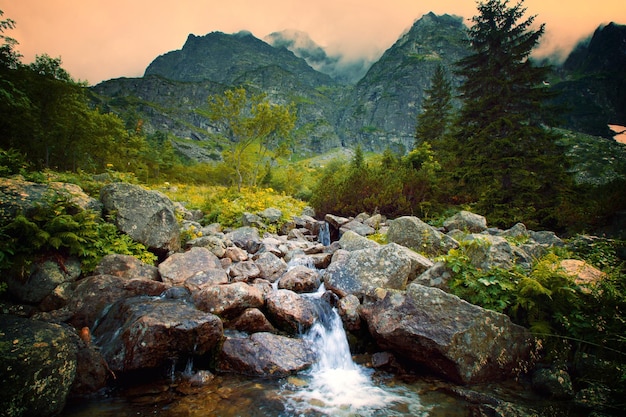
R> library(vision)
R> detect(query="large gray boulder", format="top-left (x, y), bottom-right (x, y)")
top-left (92, 296), bottom-right (223, 373)
top-left (362, 283), bottom-right (535, 384)
top-left (217, 332), bottom-right (315, 377)
top-left (387, 216), bottom-right (458, 257)
top-left (100, 182), bottom-right (180, 253)
top-left (462, 234), bottom-right (515, 270)
top-left (443, 210), bottom-right (488, 233)
top-left (323, 243), bottom-right (432, 297)
top-left (0, 315), bottom-right (77, 417)
top-left (94, 254), bottom-right (159, 281)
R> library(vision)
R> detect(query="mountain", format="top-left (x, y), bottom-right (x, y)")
top-left (337, 12), bottom-right (469, 152)
top-left (550, 22), bottom-right (626, 138)
top-left (264, 29), bottom-right (373, 84)
top-left (89, 13), bottom-right (625, 162)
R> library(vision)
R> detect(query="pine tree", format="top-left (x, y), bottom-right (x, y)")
top-left (414, 64), bottom-right (453, 149)
top-left (449, 0), bottom-right (568, 228)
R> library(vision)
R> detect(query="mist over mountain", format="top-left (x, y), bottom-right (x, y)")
top-left (90, 13), bottom-right (626, 161)
top-left (264, 29), bottom-right (374, 84)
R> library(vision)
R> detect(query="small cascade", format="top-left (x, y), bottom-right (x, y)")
top-left (283, 285), bottom-right (423, 416)
top-left (318, 221), bottom-right (331, 246)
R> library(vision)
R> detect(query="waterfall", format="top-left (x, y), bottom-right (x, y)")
top-left (318, 221), bottom-right (330, 246)
top-left (282, 285), bottom-right (420, 416)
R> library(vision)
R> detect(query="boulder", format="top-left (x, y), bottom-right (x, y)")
top-left (443, 210), bottom-right (488, 233)
top-left (387, 216), bottom-right (458, 257)
top-left (185, 235), bottom-right (228, 258)
top-left (228, 308), bottom-right (277, 333)
top-left (277, 265), bottom-right (322, 293)
top-left (94, 254), bottom-right (159, 281)
top-left (340, 220), bottom-right (376, 237)
top-left (226, 226), bottom-right (262, 254)
top-left (337, 294), bottom-right (362, 331)
top-left (0, 177), bottom-right (100, 221)
top-left (532, 368), bottom-right (574, 399)
top-left (253, 251), bottom-right (288, 282)
top-left (6, 256), bottom-right (81, 305)
top-left (192, 282), bottom-right (264, 318)
top-left (217, 332), bottom-right (315, 377)
top-left (229, 260), bottom-right (262, 282)
top-left (259, 207), bottom-right (283, 223)
top-left (560, 259), bottom-right (605, 290)
top-left (241, 212), bottom-right (265, 228)
top-left (223, 246), bottom-right (249, 262)
top-left (362, 283), bottom-right (535, 384)
top-left (463, 234), bottom-right (515, 270)
top-left (158, 247), bottom-right (222, 286)
top-left (183, 268), bottom-right (229, 292)
top-left (92, 296), bottom-right (223, 373)
top-left (413, 261), bottom-right (453, 290)
top-left (0, 315), bottom-right (77, 417)
top-left (265, 289), bottom-right (318, 334)
top-left (70, 342), bottom-right (109, 398)
top-left (100, 182), bottom-right (180, 253)
top-left (323, 243), bottom-right (430, 297)
top-left (338, 230), bottom-right (380, 251)
top-left (67, 275), bottom-right (168, 329)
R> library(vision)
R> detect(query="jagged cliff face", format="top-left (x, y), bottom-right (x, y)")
top-left (89, 14), bottom-right (625, 161)
top-left (338, 13), bottom-right (469, 152)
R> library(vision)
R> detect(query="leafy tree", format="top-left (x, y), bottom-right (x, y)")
top-left (205, 88), bottom-right (296, 191)
top-left (449, 0), bottom-right (569, 228)
top-left (414, 64), bottom-right (453, 149)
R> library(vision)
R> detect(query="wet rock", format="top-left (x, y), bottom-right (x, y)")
top-left (192, 282), bottom-right (264, 318)
top-left (70, 342), bottom-right (109, 398)
top-left (228, 308), bottom-right (277, 333)
top-left (158, 247), bottom-right (222, 286)
top-left (0, 315), bottom-right (77, 417)
top-left (387, 216), bottom-right (458, 257)
top-left (443, 210), bottom-right (488, 233)
top-left (337, 294), bottom-right (361, 331)
top-left (7, 256), bottom-right (81, 305)
top-left (92, 296), bottom-right (223, 373)
top-left (265, 289), bottom-right (318, 334)
top-left (362, 283), bottom-right (535, 384)
top-left (94, 254), bottom-right (159, 281)
top-left (277, 265), bottom-right (321, 293)
top-left (217, 332), bottom-right (315, 377)
top-left (67, 275), bottom-right (168, 329)
top-left (100, 182), bottom-right (180, 254)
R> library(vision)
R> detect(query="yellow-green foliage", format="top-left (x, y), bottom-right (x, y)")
top-left (158, 183), bottom-right (307, 231)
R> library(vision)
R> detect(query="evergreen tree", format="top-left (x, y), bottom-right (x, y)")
top-left (414, 64), bottom-right (453, 149)
top-left (449, 0), bottom-right (568, 228)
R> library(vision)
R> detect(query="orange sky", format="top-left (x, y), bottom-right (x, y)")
top-left (2, 0), bottom-right (625, 85)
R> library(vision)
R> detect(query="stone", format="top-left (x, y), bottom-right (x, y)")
top-left (443, 210), bottom-right (488, 233)
top-left (226, 226), bottom-right (262, 254)
top-left (463, 234), bottom-right (515, 270)
top-left (340, 220), bottom-right (376, 237)
top-left (192, 282), bottom-right (264, 318)
top-left (183, 268), bottom-right (229, 292)
top-left (229, 260), bottom-right (262, 282)
top-left (387, 216), bottom-right (458, 257)
top-left (100, 182), bottom-right (180, 253)
top-left (6, 256), bottom-right (81, 305)
top-left (94, 254), bottom-right (159, 281)
top-left (228, 308), bottom-right (276, 333)
top-left (337, 294), bottom-right (361, 331)
top-left (0, 315), bottom-right (77, 417)
top-left (185, 235), bottom-right (228, 258)
top-left (338, 230), bottom-right (380, 251)
top-left (217, 332), bottom-right (315, 377)
top-left (92, 296), bottom-right (223, 373)
top-left (158, 247), bottom-right (222, 286)
top-left (412, 261), bottom-right (453, 290)
top-left (362, 283), bottom-right (535, 384)
top-left (265, 289), bottom-right (318, 334)
top-left (254, 251), bottom-right (288, 282)
top-left (323, 243), bottom-right (430, 297)
top-left (531, 368), bottom-right (574, 399)
top-left (259, 207), bottom-right (283, 223)
top-left (67, 274), bottom-right (168, 329)
top-left (277, 265), bottom-right (322, 293)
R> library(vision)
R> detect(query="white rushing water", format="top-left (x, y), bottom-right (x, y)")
top-left (282, 285), bottom-right (426, 416)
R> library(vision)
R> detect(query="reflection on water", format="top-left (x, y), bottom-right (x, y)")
top-left (62, 371), bottom-right (470, 417)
